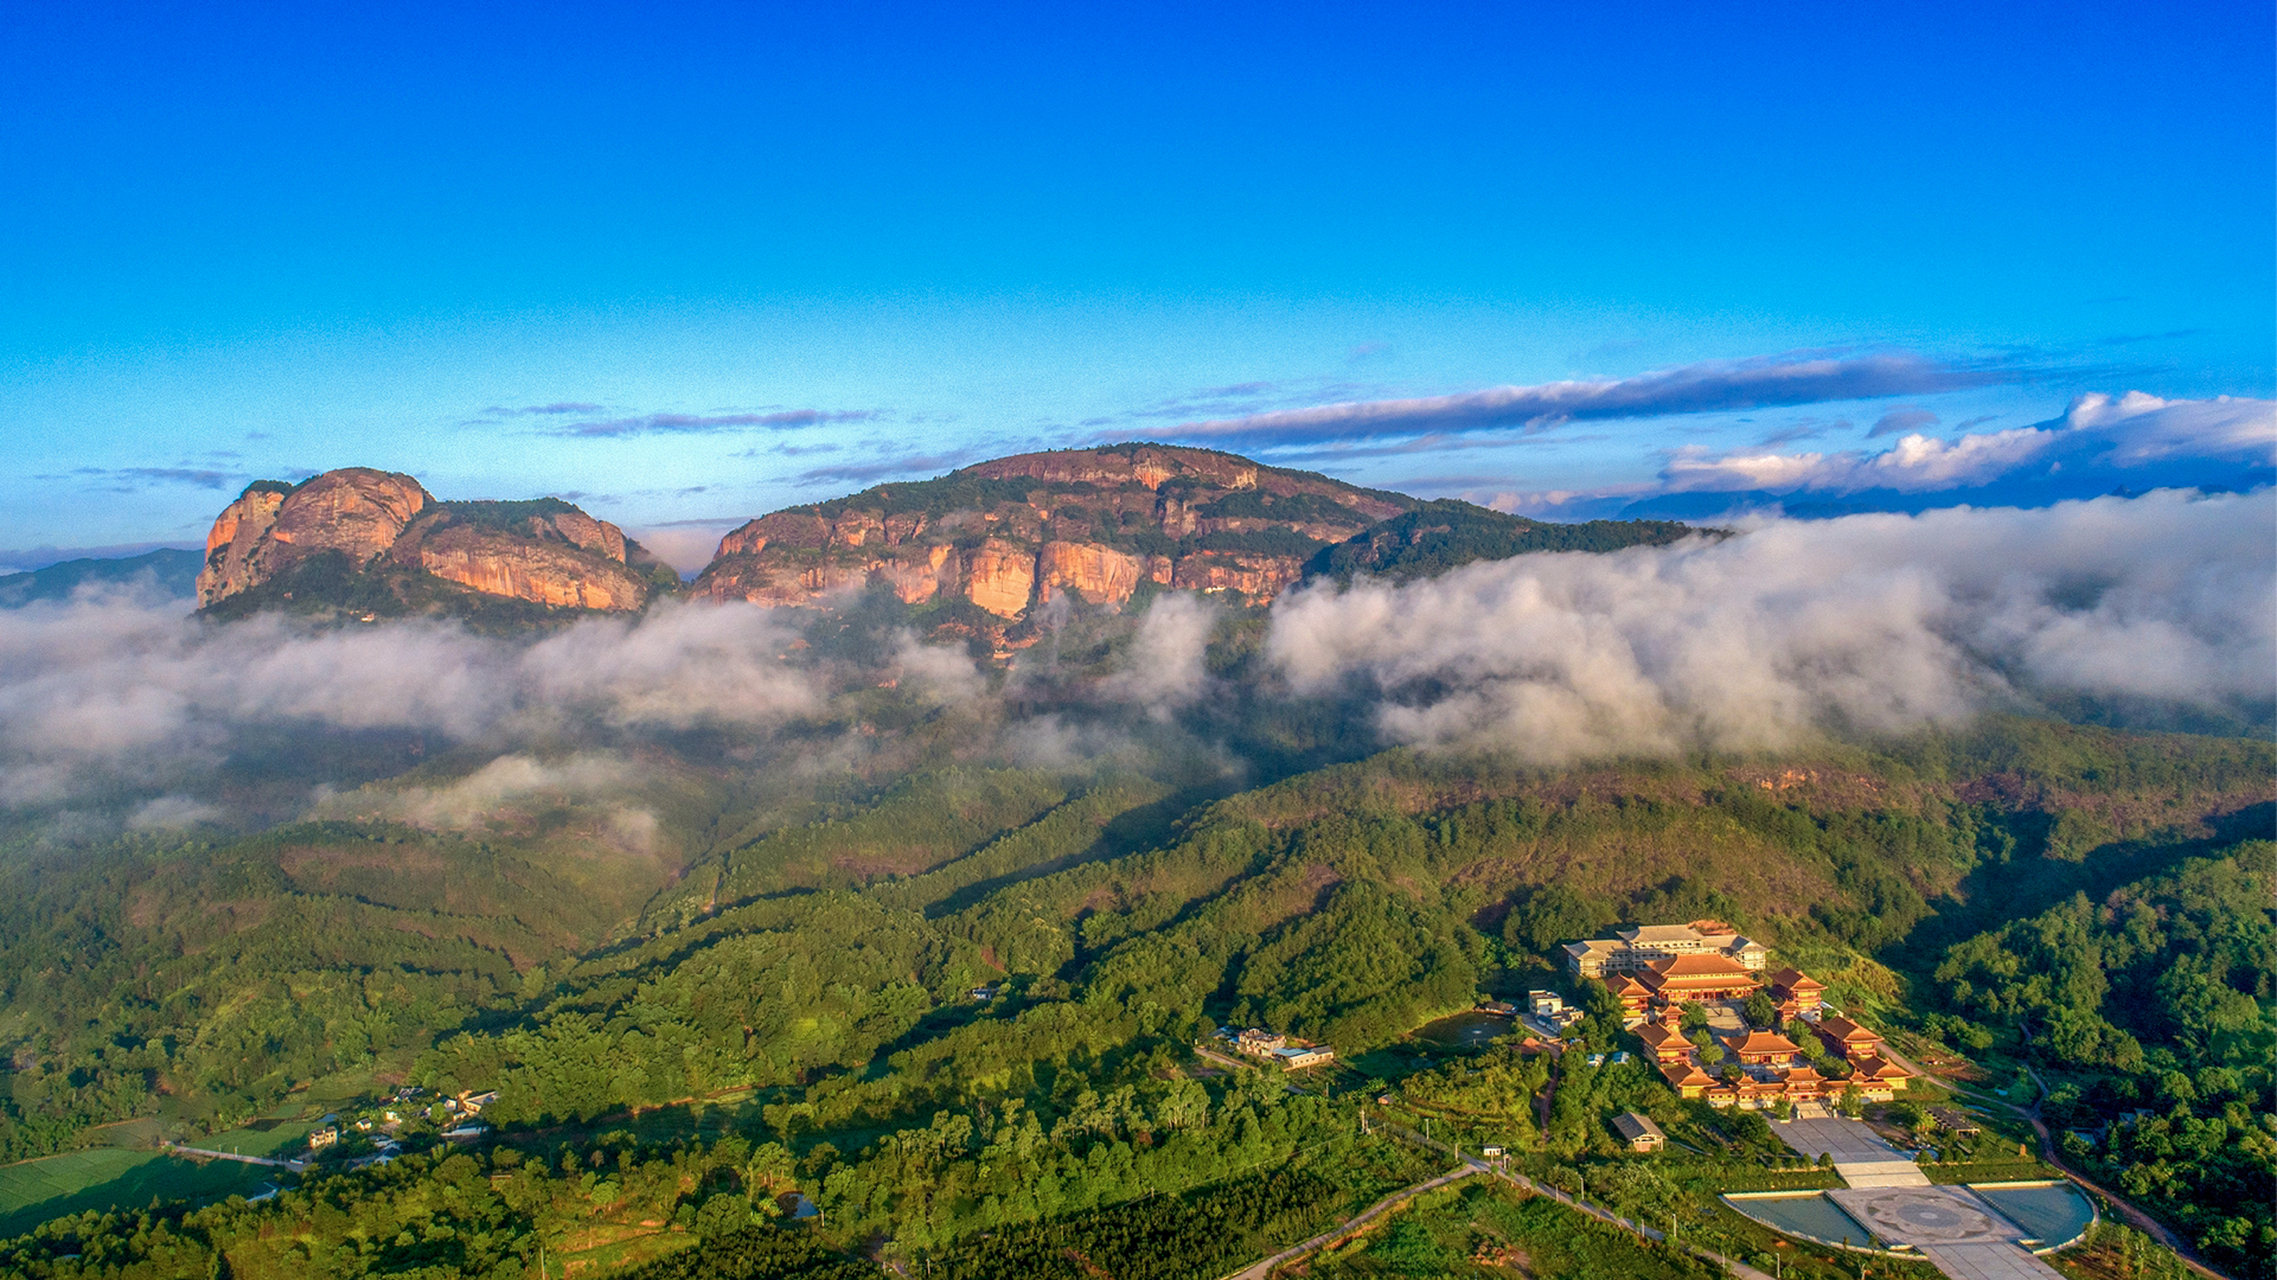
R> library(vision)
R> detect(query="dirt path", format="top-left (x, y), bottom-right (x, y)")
top-left (1368, 1117), bottom-right (1777, 1280)
top-left (1193, 1044), bottom-right (1255, 1073)
top-left (160, 1142), bottom-right (301, 1170)
top-left (1215, 1165), bottom-right (1481, 1280)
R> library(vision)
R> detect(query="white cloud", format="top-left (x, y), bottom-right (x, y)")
top-left (127, 794), bottom-right (222, 830)
top-left (1267, 490), bottom-right (2274, 761)
top-left (330, 753), bottom-right (633, 829)
top-left (0, 598), bottom-right (819, 808)
top-left (1097, 593), bottom-right (1218, 718)
top-left (1160, 352), bottom-right (1998, 447)
top-left (1662, 392), bottom-right (2275, 494)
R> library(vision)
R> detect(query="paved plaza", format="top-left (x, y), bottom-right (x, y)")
top-left (1773, 1113), bottom-right (2067, 1280)
top-left (1916, 1242), bottom-right (2068, 1280)
top-left (1778, 1113), bottom-right (1934, 1188)
top-left (1830, 1185), bottom-right (2016, 1247)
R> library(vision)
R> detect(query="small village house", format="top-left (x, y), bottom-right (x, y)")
top-left (1611, 1111), bottom-right (1667, 1152)
top-left (1231, 1027), bottom-right (1333, 1068)
top-left (1234, 1028), bottom-right (1287, 1055)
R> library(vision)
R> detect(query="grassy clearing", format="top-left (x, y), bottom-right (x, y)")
top-left (193, 1119), bottom-right (314, 1159)
top-left (556, 1225), bottom-right (699, 1278)
top-left (0, 1148), bottom-right (273, 1237)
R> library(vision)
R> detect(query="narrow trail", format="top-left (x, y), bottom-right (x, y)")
top-left (1214, 1164), bottom-right (1482, 1280)
top-left (160, 1142), bottom-right (301, 1169)
top-left (1368, 1118), bottom-right (1776, 1280)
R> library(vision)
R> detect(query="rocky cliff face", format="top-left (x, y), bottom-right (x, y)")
top-left (197, 469), bottom-right (430, 606)
top-left (691, 445), bottom-right (1414, 626)
top-left (196, 470), bottom-right (657, 615)
top-left (197, 485), bottom-right (289, 605)
top-left (398, 522), bottom-right (651, 612)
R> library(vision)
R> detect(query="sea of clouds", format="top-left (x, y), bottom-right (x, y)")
top-left (0, 489), bottom-right (2268, 831)
top-left (1271, 489), bottom-right (2273, 758)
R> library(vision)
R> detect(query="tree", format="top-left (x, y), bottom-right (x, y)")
top-left (1503, 885), bottom-right (1615, 957)
top-left (1743, 991), bottom-right (1779, 1029)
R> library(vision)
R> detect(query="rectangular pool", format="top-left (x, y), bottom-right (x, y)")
top-left (1723, 1193), bottom-right (1879, 1249)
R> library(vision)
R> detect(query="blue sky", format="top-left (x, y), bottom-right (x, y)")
top-left (2, 1), bottom-right (2270, 570)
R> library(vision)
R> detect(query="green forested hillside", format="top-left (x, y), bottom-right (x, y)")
top-left (0, 718), bottom-right (2268, 1276)
top-left (1302, 498), bottom-right (1706, 583)
top-left (1930, 842), bottom-right (2277, 1269)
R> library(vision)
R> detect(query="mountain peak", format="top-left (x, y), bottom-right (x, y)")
top-left (691, 447), bottom-right (1416, 633)
top-left (195, 468), bottom-right (673, 622)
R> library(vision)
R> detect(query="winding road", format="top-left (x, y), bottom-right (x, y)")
top-left (2005, 1065), bottom-right (2231, 1280)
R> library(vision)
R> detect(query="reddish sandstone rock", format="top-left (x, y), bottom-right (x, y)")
top-left (1038, 541), bottom-right (1145, 606)
top-left (196, 486), bottom-right (287, 606)
top-left (262, 468), bottom-right (430, 568)
top-left (194, 468), bottom-right (652, 614)
top-left (967, 445), bottom-right (1259, 492)
top-left (964, 539), bottom-right (1038, 617)
top-left (545, 510), bottom-right (627, 562)
top-left (715, 511), bottom-right (832, 559)
top-left (689, 445), bottom-right (1415, 622)
top-left (1171, 552), bottom-right (1308, 598)
top-left (412, 524), bottom-right (650, 611)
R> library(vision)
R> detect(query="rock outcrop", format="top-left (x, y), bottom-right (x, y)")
top-left (196, 485), bottom-right (289, 605)
top-left (691, 445), bottom-right (1415, 623)
top-left (1038, 540), bottom-right (1157, 605)
top-left (196, 470), bottom-right (657, 615)
top-left (964, 539), bottom-right (1039, 617)
top-left (399, 522), bottom-right (651, 612)
top-left (197, 469), bottom-right (429, 606)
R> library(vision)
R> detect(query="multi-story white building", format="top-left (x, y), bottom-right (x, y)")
top-left (1562, 920), bottom-right (1768, 978)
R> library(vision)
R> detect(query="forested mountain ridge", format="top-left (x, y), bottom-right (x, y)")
top-left (1301, 498), bottom-right (1705, 584)
top-left (0, 714), bottom-right (2269, 1276)
top-left (0, 549), bottom-right (199, 607)
top-left (690, 445), bottom-right (1417, 626)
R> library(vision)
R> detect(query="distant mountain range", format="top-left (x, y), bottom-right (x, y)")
top-left (0, 547), bottom-right (201, 607)
top-left (179, 445), bottom-right (1704, 640)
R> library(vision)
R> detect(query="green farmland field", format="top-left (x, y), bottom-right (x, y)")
top-left (0, 1148), bottom-right (275, 1238)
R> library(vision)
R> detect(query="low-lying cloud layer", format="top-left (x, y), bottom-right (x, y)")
top-left (1, 490), bottom-right (2267, 829)
top-left (1270, 490), bottom-right (2274, 760)
top-left (0, 599), bottom-right (825, 809)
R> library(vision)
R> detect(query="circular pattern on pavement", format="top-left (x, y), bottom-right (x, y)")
top-left (1829, 1188), bottom-right (2013, 1245)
